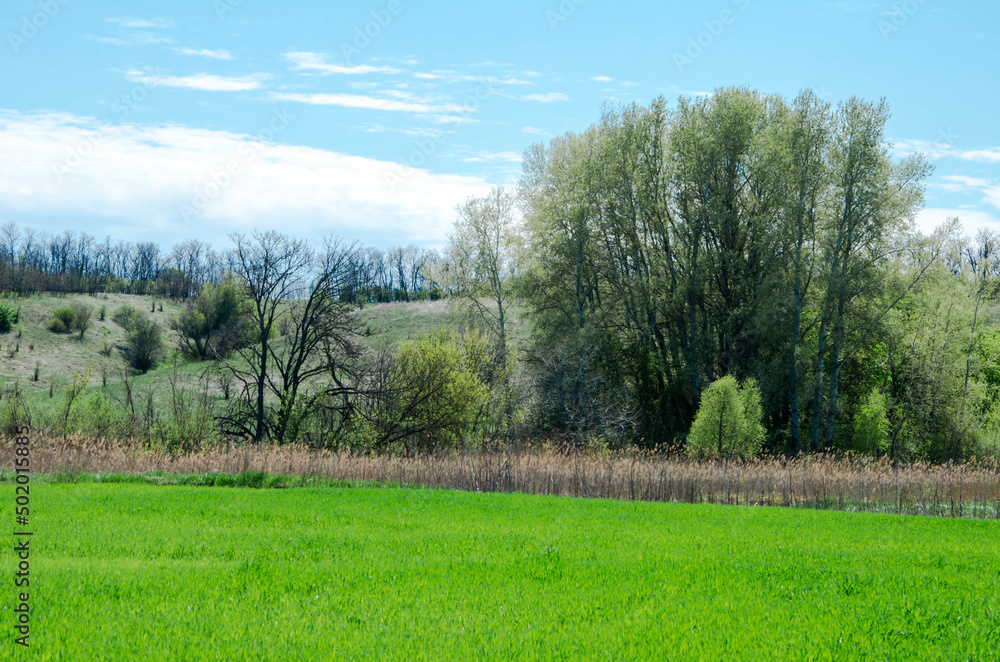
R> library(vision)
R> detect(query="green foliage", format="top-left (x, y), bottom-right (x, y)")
top-left (361, 331), bottom-right (491, 451)
top-left (686, 376), bottom-right (766, 459)
top-left (69, 391), bottom-right (125, 440)
top-left (122, 315), bottom-right (165, 374)
top-left (48, 306), bottom-right (77, 334)
top-left (0, 302), bottom-right (17, 333)
top-left (2, 484), bottom-right (997, 659)
top-left (73, 303), bottom-right (93, 339)
top-left (112, 304), bottom-right (144, 332)
top-left (851, 389), bottom-right (890, 456)
top-left (171, 278), bottom-right (248, 360)
top-left (394, 332), bottom-right (489, 448)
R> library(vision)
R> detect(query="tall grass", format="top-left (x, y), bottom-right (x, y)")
top-left (6, 433), bottom-right (999, 518)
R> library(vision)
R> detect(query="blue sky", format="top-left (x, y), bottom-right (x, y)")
top-left (0, 0), bottom-right (997, 250)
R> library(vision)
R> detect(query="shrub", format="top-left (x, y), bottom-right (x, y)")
top-left (0, 302), bottom-right (17, 333)
top-left (73, 304), bottom-right (93, 339)
top-left (171, 279), bottom-right (249, 360)
top-left (122, 316), bottom-right (165, 374)
top-left (112, 305), bottom-right (143, 332)
top-left (48, 306), bottom-right (77, 334)
top-left (358, 331), bottom-right (490, 452)
top-left (98, 305), bottom-right (106, 321)
top-left (686, 376), bottom-right (766, 460)
top-left (852, 388), bottom-right (890, 456)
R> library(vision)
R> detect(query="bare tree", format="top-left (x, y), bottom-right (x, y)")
top-left (222, 230), bottom-right (313, 441)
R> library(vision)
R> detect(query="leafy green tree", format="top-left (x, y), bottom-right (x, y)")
top-left (358, 331), bottom-right (490, 452)
top-left (686, 376), bottom-right (766, 459)
top-left (123, 316), bottom-right (164, 374)
top-left (851, 388), bottom-right (890, 455)
top-left (171, 278), bottom-right (248, 360)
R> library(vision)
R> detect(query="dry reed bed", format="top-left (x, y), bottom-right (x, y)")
top-left (6, 433), bottom-right (1000, 518)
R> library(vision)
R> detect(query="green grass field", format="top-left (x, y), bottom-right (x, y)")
top-left (2, 483), bottom-right (998, 660)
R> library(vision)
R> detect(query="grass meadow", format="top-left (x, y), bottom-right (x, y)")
top-left (1, 482), bottom-right (998, 660)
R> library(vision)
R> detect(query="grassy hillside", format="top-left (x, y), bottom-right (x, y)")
top-left (0, 294), bottom-right (455, 427)
top-left (3, 482), bottom-right (997, 659)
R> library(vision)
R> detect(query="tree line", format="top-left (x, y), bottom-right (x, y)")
top-left (0, 225), bottom-right (440, 303)
top-left (515, 87), bottom-right (998, 461)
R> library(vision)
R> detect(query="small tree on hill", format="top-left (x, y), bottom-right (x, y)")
top-left (73, 304), bottom-right (92, 339)
top-left (123, 316), bottom-right (164, 374)
top-left (686, 376), bottom-right (766, 459)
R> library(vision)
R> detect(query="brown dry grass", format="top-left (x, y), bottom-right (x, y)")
top-left (6, 432), bottom-right (999, 518)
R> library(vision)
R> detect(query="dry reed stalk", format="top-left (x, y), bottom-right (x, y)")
top-left (3, 434), bottom-right (999, 519)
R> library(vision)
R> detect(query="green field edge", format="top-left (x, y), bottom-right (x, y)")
top-left (2, 466), bottom-right (998, 519)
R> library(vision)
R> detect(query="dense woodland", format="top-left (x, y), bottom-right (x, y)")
top-left (4, 87), bottom-right (1000, 463)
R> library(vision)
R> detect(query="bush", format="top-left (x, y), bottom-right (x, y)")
top-left (0, 302), bottom-right (17, 333)
top-left (112, 305), bottom-right (143, 332)
top-left (171, 279), bottom-right (248, 360)
top-left (73, 304), bottom-right (93, 339)
top-left (358, 331), bottom-right (490, 452)
top-left (47, 306), bottom-right (77, 334)
top-left (852, 388), bottom-right (890, 456)
top-left (122, 316), bottom-right (164, 374)
top-left (686, 376), bottom-right (766, 460)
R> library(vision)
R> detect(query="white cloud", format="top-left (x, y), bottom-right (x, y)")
top-left (174, 48), bottom-right (234, 61)
top-left (956, 148), bottom-right (1000, 163)
top-left (107, 17), bottom-right (174, 28)
top-left (432, 115), bottom-right (481, 125)
top-left (269, 92), bottom-right (473, 114)
top-left (460, 151), bottom-right (522, 163)
top-left (986, 185), bottom-right (1000, 211)
top-left (125, 70), bottom-right (269, 92)
top-left (285, 52), bottom-right (402, 75)
top-left (413, 71), bottom-right (533, 85)
top-left (894, 139), bottom-right (1000, 163)
top-left (523, 126), bottom-right (550, 136)
top-left (356, 124), bottom-right (449, 139)
top-left (917, 208), bottom-right (1000, 235)
top-left (0, 111), bottom-right (490, 247)
top-left (524, 93), bottom-right (569, 103)
top-left (937, 175), bottom-right (992, 193)
top-left (89, 33), bottom-right (174, 46)
top-left (591, 76), bottom-right (613, 83)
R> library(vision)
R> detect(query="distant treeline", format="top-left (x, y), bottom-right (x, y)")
top-left (0, 224), bottom-right (441, 303)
